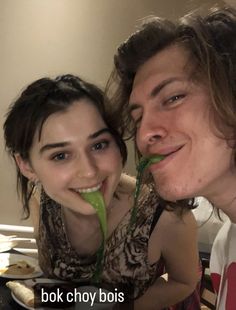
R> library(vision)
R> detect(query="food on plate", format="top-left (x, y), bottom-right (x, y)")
top-left (6, 280), bottom-right (38, 307)
top-left (7, 280), bottom-right (78, 308)
top-left (0, 260), bottom-right (35, 275)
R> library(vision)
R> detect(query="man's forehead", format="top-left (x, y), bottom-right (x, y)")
top-left (134, 44), bottom-right (191, 81)
top-left (130, 47), bottom-right (194, 102)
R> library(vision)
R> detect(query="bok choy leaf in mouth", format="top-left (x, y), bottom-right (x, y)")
top-left (81, 190), bottom-right (107, 240)
top-left (137, 155), bottom-right (165, 174)
top-left (130, 155), bottom-right (165, 227)
top-left (80, 155), bottom-right (165, 280)
top-left (80, 190), bottom-right (107, 282)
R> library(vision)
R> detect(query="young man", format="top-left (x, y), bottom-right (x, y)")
top-left (110, 5), bottom-right (236, 310)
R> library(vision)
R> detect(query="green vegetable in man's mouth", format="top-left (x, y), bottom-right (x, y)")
top-left (137, 154), bottom-right (165, 173)
top-left (130, 154), bottom-right (165, 227)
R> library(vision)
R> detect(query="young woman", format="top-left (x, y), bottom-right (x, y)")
top-left (4, 74), bottom-right (199, 309)
top-left (110, 5), bottom-right (236, 310)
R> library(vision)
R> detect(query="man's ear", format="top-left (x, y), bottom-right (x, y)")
top-left (14, 154), bottom-right (37, 181)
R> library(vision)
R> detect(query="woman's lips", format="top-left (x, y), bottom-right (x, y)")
top-left (71, 180), bottom-right (106, 197)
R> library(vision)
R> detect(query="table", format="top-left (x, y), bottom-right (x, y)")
top-left (0, 250), bottom-right (133, 309)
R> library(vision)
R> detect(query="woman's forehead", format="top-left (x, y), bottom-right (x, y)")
top-left (35, 100), bottom-right (106, 142)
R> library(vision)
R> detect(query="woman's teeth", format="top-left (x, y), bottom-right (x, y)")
top-left (75, 183), bottom-right (102, 193)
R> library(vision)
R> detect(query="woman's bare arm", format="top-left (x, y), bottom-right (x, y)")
top-left (134, 210), bottom-right (199, 310)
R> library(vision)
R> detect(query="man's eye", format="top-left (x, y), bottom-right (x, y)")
top-left (164, 94), bottom-right (185, 106)
top-left (51, 153), bottom-right (68, 161)
top-left (133, 116), bottom-right (142, 128)
top-left (92, 141), bottom-right (109, 151)
top-left (130, 112), bottom-right (142, 128)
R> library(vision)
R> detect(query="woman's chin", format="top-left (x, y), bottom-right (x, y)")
top-left (79, 204), bottom-right (98, 216)
top-left (65, 202), bottom-right (97, 217)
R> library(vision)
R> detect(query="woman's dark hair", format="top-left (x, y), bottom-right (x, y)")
top-left (4, 74), bottom-right (127, 218)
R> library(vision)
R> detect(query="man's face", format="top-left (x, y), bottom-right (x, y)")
top-left (129, 44), bottom-right (235, 203)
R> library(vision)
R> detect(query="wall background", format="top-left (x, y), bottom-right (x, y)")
top-left (0, 0), bottom-right (225, 225)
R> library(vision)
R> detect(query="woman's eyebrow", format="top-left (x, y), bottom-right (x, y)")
top-left (39, 128), bottom-right (111, 154)
top-left (39, 142), bottom-right (70, 154)
top-left (88, 128), bottom-right (111, 139)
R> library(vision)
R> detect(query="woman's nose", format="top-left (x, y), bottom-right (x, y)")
top-left (75, 154), bottom-right (97, 179)
top-left (136, 112), bottom-right (168, 153)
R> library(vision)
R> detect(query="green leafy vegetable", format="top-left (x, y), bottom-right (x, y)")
top-left (130, 155), bottom-right (165, 227)
top-left (80, 190), bottom-right (107, 282)
top-left (81, 191), bottom-right (107, 239)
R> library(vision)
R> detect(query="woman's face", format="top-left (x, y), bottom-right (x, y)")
top-left (129, 44), bottom-right (236, 205)
top-left (20, 100), bottom-right (123, 215)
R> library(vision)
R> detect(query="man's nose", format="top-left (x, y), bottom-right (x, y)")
top-left (136, 111), bottom-right (168, 153)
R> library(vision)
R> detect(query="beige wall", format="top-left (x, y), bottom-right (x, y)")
top-left (0, 0), bottom-right (222, 225)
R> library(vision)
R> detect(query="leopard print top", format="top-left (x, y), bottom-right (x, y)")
top-left (37, 188), bottom-right (165, 299)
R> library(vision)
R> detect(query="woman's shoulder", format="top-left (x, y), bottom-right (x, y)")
top-left (117, 173), bottom-right (136, 194)
top-left (118, 173), bottom-right (153, 195)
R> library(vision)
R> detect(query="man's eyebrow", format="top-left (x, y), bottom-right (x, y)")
top-left (129, 77), bottom-right (184, 113)
top-left (150, 77), bottom-right (183, 98)
top-left (39, 128), bottom-right (111, 154)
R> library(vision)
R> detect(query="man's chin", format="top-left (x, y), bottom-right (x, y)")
top-left (156, 186), bottom-right (188, 202)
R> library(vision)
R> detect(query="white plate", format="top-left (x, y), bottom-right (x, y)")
top-left (12, 292), bottom-right (73, 310)
top-left (0, 234), bottom-right (18, 252)
top-left (0, 240), bottom-right (17, 252)
top-left (11, 278), bottom-right (73, 310)
top-left (11, 280), bottom-right (115, 310)
top-left (0, 253), bottom-right (43, 279)
top-left (11, 291), bottom-right (36, 310)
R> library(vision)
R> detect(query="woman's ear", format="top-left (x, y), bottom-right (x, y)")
top-left (14, 154), bottom-right (37, 181)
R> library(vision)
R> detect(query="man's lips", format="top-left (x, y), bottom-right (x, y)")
top-left (153, 145), bottom-right (184, 156)
top-left (148, 145), bottom-right (183, 172)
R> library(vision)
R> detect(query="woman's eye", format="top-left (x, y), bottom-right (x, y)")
top-left (51, 152), bottom-right (68, 161)
top-left (92, 141), bottom-right (109, 151)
